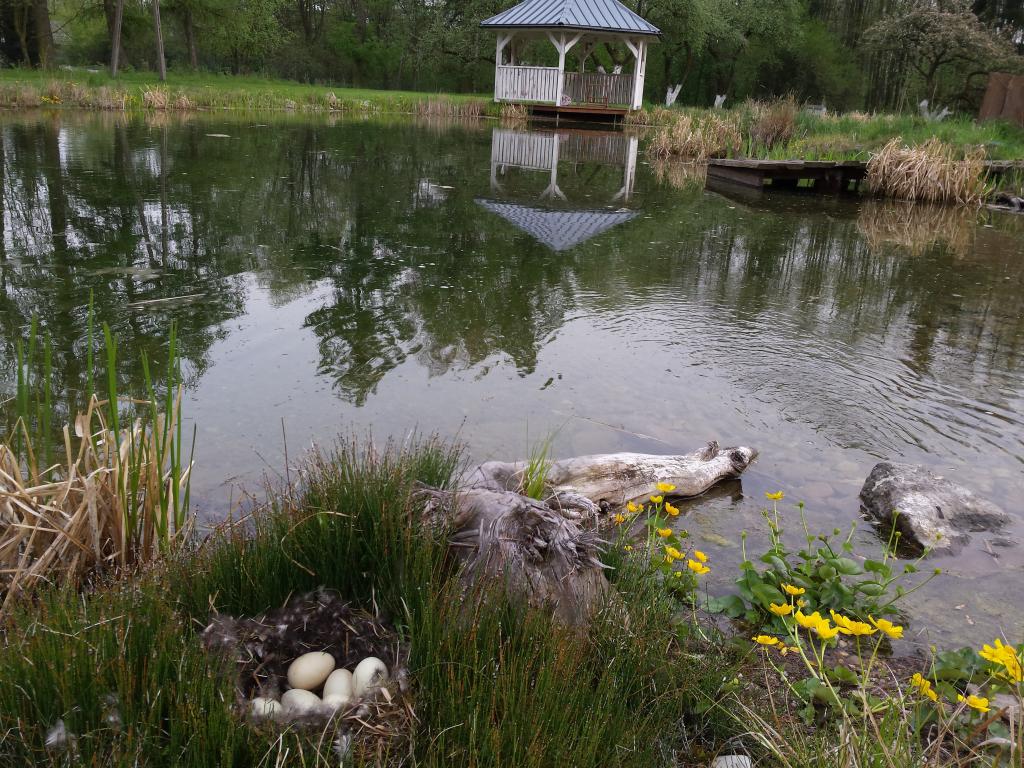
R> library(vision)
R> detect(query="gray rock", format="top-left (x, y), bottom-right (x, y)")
top-left (859, 462), bottom-right (1011, 554)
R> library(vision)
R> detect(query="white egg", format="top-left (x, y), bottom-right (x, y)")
top-left (323, 669), bottom-right (353, 701)
top-left (251, 697), bottom-right (282, 719)
top-left (286, 652), bottom-right (335, 691)
top-left (281, 688), bottom-right (322, 716)
top-left (323, 694), bottom-right (351, 711)
top-left (352, 657), bottom-right (389, 698)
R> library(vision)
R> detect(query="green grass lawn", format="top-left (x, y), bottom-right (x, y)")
top-left (0, 67), bottom-right (494, 114)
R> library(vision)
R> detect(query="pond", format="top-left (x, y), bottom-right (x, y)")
top-left (0, 111), bottom-right (1021, 647)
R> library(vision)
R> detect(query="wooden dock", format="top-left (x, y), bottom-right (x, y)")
top-left (528, 103), bottom-right (630, 122)
top-left (706, 158), bottom-right (1024, 194)
top-left (706, 159), bottom-right (866, 192)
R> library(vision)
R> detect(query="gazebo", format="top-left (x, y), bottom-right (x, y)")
top-left (481, 0), bottom-right (659, 115)
top-left (476, 127), bottom-right (640, 251)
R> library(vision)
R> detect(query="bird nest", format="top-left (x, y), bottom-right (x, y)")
top-left (202, 588), bottom-right (413, 760)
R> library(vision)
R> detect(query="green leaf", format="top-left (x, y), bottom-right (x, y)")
top-left (706, 594), bottom-right (746, 618)
top-left (863, 559), bottom-right (889, 575)
top-left (760, 554), bottom-right (789, 575)
top-left (856, 582), bottom-right (885, 596)
top-left (751, 582), bottom-right (785, 606)
top-left (829, 557), bottom-right (864, 576)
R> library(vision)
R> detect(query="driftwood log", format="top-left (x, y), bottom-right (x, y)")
top-left (423, 442), bottom-right (757, 624)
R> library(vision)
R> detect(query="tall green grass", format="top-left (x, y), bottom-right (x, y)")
top-left (0, 435), bottom-right (745, 767)
top-left (1, 304), bottom-right (193, 602)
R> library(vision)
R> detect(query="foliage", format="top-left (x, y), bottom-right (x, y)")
top-left (0, 436), bottom-right (736, 767)
top-left (0, 307), bottom-right (192, 608)
top-left (708, 492), bottom-right (939, 632)
top-left (522, 431), bottom-right (554, 501)
top-left (4, 0), bottom-right (1011, 112)
top-left (864, 0), bottom-right (1021, 109)
top-left (744, 615), bottom-right (1024, 765)
top-left (609, 486), bottom-right (709, 600)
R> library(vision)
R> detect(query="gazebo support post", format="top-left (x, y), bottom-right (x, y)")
top-left (548, 31), bottom-right (582, 106)
top-left (624, 37), bottom-right (647, 109)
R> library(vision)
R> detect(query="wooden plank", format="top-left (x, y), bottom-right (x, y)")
top-left (706, 164), bottom-right (766, 188)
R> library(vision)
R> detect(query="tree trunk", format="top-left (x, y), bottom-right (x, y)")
top-left (152, 0), bottom-right (167, 81)
top-left (419, 442), bottom-right (757, 625)
top-left (13, 5), bottom-right (32, 66)
top-left (110, 0), bottom-right (124, 77)
top-left (183, 7), bottom-right (198, 69)
top-left (32, 0), bottom-right (55, 68)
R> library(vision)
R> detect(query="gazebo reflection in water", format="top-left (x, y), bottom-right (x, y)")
top-left (476, 126), bottom-right (640, 252)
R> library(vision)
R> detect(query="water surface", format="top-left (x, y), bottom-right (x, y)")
top-left (0, 111), bottom-right (1022, 645)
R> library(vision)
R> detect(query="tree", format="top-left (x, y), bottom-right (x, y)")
top-left (641, 0), bottom-right (726, 97)
top-left (110, 0), bottom-right (124, 75)
top-left (152, 0), bottom-right (166, 80)
top-left (864, 0), bottom-right (1020, 107)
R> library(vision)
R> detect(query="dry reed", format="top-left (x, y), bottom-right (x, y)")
top-left (746, 96), bottom-right (799, 151)
top-left (499, 102), bottom-right (529, 122)
top-left (0, 391), bottom-right (191, 610)
top-left (142, 87), bottom-right (169, 110)
top-left (648, 112), bottom-right (742, 161)
top-left (415, 99), bottom-right (485, 120)
top-left (857, 200), bottom-right (975, 257)
top-left (867, 137), bottom-right (989, 205)
top-left (650, 158), bottom-right (707, 190)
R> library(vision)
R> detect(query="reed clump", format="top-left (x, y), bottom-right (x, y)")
top-left (498, 102), bottom-right (529, 122)
top-left (867, 137), bottom-right (990, 205)
top-left (415, 98), bottom-right (485, 120)
top-left (0, 317), bottom-right (192, 610)
top-left (745, 96), bottom-right (799, 151)
top-left (650, 157), bottom-right (707, 190)
top-left (648, 112), bottom-right (742, 161)
top-left (142, 87), bottom-right (169, 110)
top-left (857, 200), bottom-right (976, 256)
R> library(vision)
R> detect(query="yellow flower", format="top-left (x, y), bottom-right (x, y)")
top-left (957, 694), bottom-right (990, 713)
top-left (665, 555), bottom-right (676, 565)
top-left (753, 635), bottom-right (780, 647)
top-left (795, 610), bottom-right (825, 631)
top-left (687, 559), bottom-right (710, 575)
top-left (623, 545), bottom-right (633, 552)
top-left (979, 639), bottom-right (1023, 683)
top-left (673, 570), bottom-right (682, 578)
top-left (626, 501), bottom-right (639, 513)
top-left (910, 673), bottom-right (939, 702)
top-left (650, 495), bottom-right (663, 504)
top-left (779, 645), bottom-right (799, 656)
top-left (769, 602), bottom-right (793, 616)
top-left (765, 491), bottom-right (784, 501)
top-left (814, 621), bottom-right (840, 640)
top-left (656, 482), bottom-right (676, 493)
top-left (828, 610), bottom-right (877, 637)
top-left (656, 527), bottom-right (672, 538)
top-left (870, 616), bottom-right (904, 640)
top-left (693, 550), bottom-right (708, 563)
top-left (664, 546), bottom-right (683, 560)
top-left (613, 513), bottom-right (626, 525)
top-left (796, 599), bottom-right (807, 608)
top-left (840, 620), bottom-right (877, 637)
top-left (782, 583), bottom-right (805, 596)
top-left (665, 502), bottom-right (680, 517)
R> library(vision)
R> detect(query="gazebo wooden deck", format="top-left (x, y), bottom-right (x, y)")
top-left (481, 0), bottom-right (660, 116)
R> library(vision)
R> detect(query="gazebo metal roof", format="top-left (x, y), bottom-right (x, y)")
top-left (480, 0), bottom-right (660, 36)
top-left (476, 199), bottom-right (637, 251)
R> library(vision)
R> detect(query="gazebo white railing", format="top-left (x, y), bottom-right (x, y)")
top-left (482, 0), bottom-right (659, 112)
top-left (495, 65), bottom-right (562, 104)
